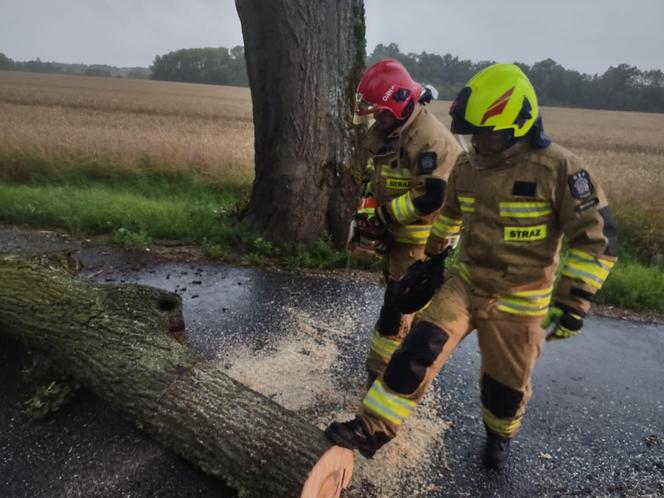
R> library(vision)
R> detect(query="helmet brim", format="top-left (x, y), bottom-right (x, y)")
top-left (450, 118), bottom-right (491, 135)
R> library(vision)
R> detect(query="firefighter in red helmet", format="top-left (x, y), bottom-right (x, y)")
top-left (348, 59), bottom-right (461, 386)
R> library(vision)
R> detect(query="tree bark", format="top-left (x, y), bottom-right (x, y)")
top-left (236, 0), bottom-right (366, 247)
top-left (0, 254), bottom-right (353, 498)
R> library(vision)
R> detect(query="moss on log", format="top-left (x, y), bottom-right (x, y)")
top-left (0, 254), bottom-right (353, 497)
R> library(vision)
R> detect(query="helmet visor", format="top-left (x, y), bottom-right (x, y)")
top-left (355, 93), bottom-right (383, 116)
top-left (449, 86), bottom-right (491, 135)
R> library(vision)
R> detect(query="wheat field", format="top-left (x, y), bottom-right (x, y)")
top-left (2, 69), bottom-right (663, 210)
top-left (0, 71), bottom-right (254, 185)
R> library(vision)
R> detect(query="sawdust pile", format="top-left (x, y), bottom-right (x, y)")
top-left (223, 307), bottom-right (451, 497)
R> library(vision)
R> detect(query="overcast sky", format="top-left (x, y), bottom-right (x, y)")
top-left (2, 0), bottom-right (663, 74)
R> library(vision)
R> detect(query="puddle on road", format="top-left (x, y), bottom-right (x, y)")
top-left (223, 306), bottom-right (450, 498)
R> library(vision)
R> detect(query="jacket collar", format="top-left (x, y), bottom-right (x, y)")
top-left (468, 139), bottom-right (531, 170)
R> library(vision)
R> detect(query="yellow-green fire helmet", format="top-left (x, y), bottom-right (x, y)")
top-left (450, 63), bottom-right (539, 138)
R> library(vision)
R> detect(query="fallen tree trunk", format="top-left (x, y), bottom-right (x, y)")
top-left (0, 254), bottom-right (353, 498)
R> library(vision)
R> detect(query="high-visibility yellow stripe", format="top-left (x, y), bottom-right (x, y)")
top-left (362, 379), bottom-right (416, 426)
top-left (496, 301), bottom-right (549, 316)
top-left (370, 330), bottom-right (401, 360)
top-left (496, 287), bottom-right (553, 317)
top-left (393, 224), bottom-right (432, 245)
top-left (562, 249), bottom-right (615, 289)
top-left (508, 286), bottom-right (554, 297)
top-left (561, 268), bottom-right (604, 288)
top-left (568, 249), bottom-right (615, 271)
top-left (380, 168), bottom-right (411, 179)
top-left (458, 195), bottom-right (475, 213)
top-left (431, 214), bottom-right (462, 238)
top-left (389, 193), bottom-right (421, 225)
top-left (499, 201), bottom-right (552, 218)
top-left (481, 406), bottom-right (521, 437)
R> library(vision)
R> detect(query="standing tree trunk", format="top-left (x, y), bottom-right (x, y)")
top-left (0, 254), bottom-right (353, 498)
top-left (236, 0), bottom-right (366, 246)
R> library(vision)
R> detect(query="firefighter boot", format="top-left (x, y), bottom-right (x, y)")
top-left (482, 428), bottom-right (511, 470)
top-left (325, 416), bottom-right (388, 459)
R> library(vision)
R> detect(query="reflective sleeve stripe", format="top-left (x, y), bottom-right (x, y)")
top-left (568, 249), bottom-right (615, 272)
top-left (458, 196), bottom-right (476, 213)
top-left (481, 406), bottom-right (522, 437)
top-left (431, 214), bottom-right (462, 238)
top-left (370, 330), bottom-right (402, 361)
top-left (380, 168), bottom-right (411, 179)
top-left (393, 225), bottom-right (432, 245)
top-left (562, 249), bottom-right (615, 289)
top-left (496, 287), bottom-right (553, 317)
top-left (362, 379), bottom-right (417, 426)
top-left (499, 201), bottom-right (552, 218)
top-left (388, 192), bottom-right (422, 225)
top-left (357, 207), bottom-right (376, 216)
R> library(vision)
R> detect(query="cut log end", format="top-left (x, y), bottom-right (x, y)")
top-left (301, 446), bottom-right (354, 498)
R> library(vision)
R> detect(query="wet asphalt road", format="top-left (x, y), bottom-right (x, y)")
top-left (1, 226), bottom-right (663, 497)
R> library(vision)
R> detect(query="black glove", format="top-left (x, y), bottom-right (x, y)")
top-left (391, 248), bottom-right (450, 314)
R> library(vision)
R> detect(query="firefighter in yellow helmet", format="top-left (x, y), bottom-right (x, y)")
top-left (349, 59), bottom-right (462, 387)
top-left (327, 63), bottom-right (618, 470)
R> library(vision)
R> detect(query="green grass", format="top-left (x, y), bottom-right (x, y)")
top-left (596, 256), bottom-right (664, 313)
top-left (0, 181), bottom-right (247, 246)
top-left (0, 156), bottom-right (662, 314)
top-left (0, 156), bottom-right (382, 270)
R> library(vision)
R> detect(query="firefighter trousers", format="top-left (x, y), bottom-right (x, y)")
top-left (365, 242), bottom-right (425, 377)
top-left (361, 271), bottom-right (547, 441)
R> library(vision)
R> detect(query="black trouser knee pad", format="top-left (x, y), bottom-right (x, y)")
top-left (383, 321), bottom-right (449, 395)
top-left (481, 373), bottom-right (524, 418)
top-left (378, 280), bottom-right (402, 336)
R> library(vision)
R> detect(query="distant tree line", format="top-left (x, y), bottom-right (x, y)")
top-left (150, 47), bottom-right (248, 86)
top-left (145, 43), bottom-right (664, 113)
top-left (0, 52), bottom-right (150, 79)
top-left (3, 44), bottom-right (663, 112)
top-left (367, 43), bottom-right (664, 113)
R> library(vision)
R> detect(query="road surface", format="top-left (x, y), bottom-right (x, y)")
top-left (1, 226), bottom-right (662, 497)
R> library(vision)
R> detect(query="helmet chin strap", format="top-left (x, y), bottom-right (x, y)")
top-left (378, 100), bottom-right (418, 135)
top-left (456, 135), bottom-right (469, 153)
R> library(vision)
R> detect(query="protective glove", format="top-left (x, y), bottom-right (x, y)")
top-left (391, 248), bottom-right (450, 314)
top-left (542, 302), bottom-right (585, 341)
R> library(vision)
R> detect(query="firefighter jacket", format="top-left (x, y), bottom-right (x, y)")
top-left (426, 140), bottom-right (618, 315)
top-left (363, 105), bottom-right (461, 246)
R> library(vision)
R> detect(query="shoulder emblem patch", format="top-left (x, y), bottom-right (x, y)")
top-left (568, 170), bottom-right (595, 199)
top-left (417, 152), bottom-right (438, 175)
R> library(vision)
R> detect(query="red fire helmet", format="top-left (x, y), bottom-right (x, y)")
top-left (355, 59), bottom-right (422, 120)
